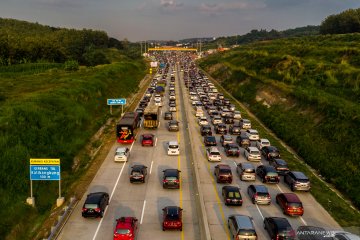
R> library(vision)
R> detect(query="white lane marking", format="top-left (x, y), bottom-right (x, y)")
top-left (300, 216), bottom-right (307, 225)
top-left (233, 161), bottom-right (237, 167)
top-left (93, 140), bottom-right (136, 240)
top-left (255, 203), bottom-right (265, 220)
top-left (276, 184), bottom-right (284, 193)
top-left (155, 137), bottom-right (157, 147)
top-left (150, 161), bottom-right (154, 175)
top-left (159, 122), bottom-right (161, 128)
top-left (140, 200), bottom-right (147, 224)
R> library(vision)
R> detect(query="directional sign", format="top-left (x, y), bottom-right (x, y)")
top-left (107, 98), bottom-right (126, 105)
top-left (30, 165), bottom-right (60, 180)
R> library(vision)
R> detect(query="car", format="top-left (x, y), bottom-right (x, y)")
top-left (169, 105), bottom-right (177, 112)
top-left (154, 99), bottom-right (162, 106)
top-left (162, 206), bottom-right (183, 231)
top-left (215, 123), bottom-right (227, 135)
top-left (224, 143), bottom-right (240, 157)
top-left (263, 217), bottom-right (295, 240)
top-left (113, 217), bottom-right (138, 240)
top-left (141, 134), bottom-right (155, 147)
top-left (256, 165), bottom-right (280, 183)
top-left (167, 141), bottom-right (180, 155)
top-left (164, 111), bottom-right (173, 120)
top-left (169, 94), bottom-right (176, 100)
top-left (276, 193), bottom-right (304, 216)
top-left (204, 136), bottom-right (217, 146)
top-left (195, 108), bottom-right (204, 117)
top-left (269, 158), bottom-right (290, 175)
top-left (82, 192), bottom-right (109, 218)
top-left (229, 124), bottom-right (242, 135)
top-left (233, 111), bottom-right (242, 119)
top-left (246, 129), bottom-right (260, 141)
top-left (200, 125), bottom-right (212, 136)
top-left (214, 164), bottom-right (233, 183)
top-left (135, 108), bottom-right (144, 118)
top-left (198, 116), bottom-right (209, 126)
top-left (240, 119), bottom-right (251, 129)
top-left (284, 171), bottom-right (311, 192)
top-left (114, 147), bottom-right (130, 162)
top-left (236, 162), bottom-right (256, 181)
top-left (168, 120), bottom-right (179, 132)
top-left (247, 184), bottom-right (271, 205)
top-left (212, 116), bottom-right (223, 125)
top-left (229, 104), bottom-right (236, 112)
top-left (228, 215), bottom-right (257, 240)
top-left (256, 138), bottom-right (271, 150)
top-left (130, 165), bottom-right (147, 183)
top-left (162, 169), bottom-right (181, 189)
top-left (222, 186), bottom-right (243, 206)
top-left (236, 133), bottom-right (251, 148)
top-left (244, 146), bottom-right (261, 161)
top-left (206, 146), bottom-right (222, 162)
top-left (262, 146), bottom-right (281, 161)
top-left (139, 100), bottom-right (147, 109)
top-left (220, 134), bottom-right (234, 147)
top-left (332, 231), bottom-right (360, 240)
top-left (223, 115), bottom-right (234, 124)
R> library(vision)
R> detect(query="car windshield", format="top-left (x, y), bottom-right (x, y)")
top-left (266, 172), bottom-right (278, 176)
top-left (224, 137), bottom-right (232, 141)
top-left (250, 150), bottom-right (260, 154)
top-left (143, 136), bottom-right (152, 140)
top-left (116, 152), bottom-right (125, 156)
top-left (238, 229), bottom-right (257, 236)
top-left (131, 171), bottom-right (142, 176)
top-left (244, 169), bottom-right (255, 173)
top-left (210, 151), bottom-right (220, 155)
top-left (169, 145), bottom-right (178, 149)
top-left (165, 176), bottom-right (177, 181)
top-left (116, 229), bottom-right (130, 234)
top-left (84, 203), bottom-right (98, 209)
top-left (220, 169), bottom-right (231, 174)
top-left (166, 214), bottom-right (180, 220)
top-left (257, 192), bottom-right (269, 196)
top-left (288, 202), bottom-right (302, 208)
top-left (228, 192), bottom-right (241, 198)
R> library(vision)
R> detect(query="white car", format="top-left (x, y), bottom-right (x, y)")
top-left (195, 110), bottom-right (204, 117)
top-left (233, 111), bottom-right (242, 120)
top-left (256, 138), bottom-right (271, 150)
top-left (154, 94), bottom-right (161, 101)
top-left (169, 106), bottom-right (177, 112)
top-left (244, 147), bottom-right (261, 161)
top-left (169, 94), bottom-right (176, 100)
top-left (167, 141), bottom-right (180, 155)
top-left (198, 117), bottom-right (209, 126)
top-left (240, 119), bottom-right (251, 129)
top-left (155, 99), bottom-right (162, 106)
top-left (206, 147), bottom-right (222, 162)
top-left (246, 129), bottom-right (260, 141)
top-left (114, 147), bottom-right (130, 162)
top-left (212, 116), bottom-right (223, 125)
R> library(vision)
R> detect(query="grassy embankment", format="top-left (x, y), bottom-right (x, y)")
top-left (0, 51), bottom-right (146, 239)
top-left (198, 33), bottom-right (360, 228)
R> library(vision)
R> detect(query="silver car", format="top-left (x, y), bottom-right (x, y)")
top-left (244, 147), bottom-right (261, 161)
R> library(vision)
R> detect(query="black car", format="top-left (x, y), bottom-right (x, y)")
top-left (164, 111), bottom-right (173, 120)
top-left (269, 158), bottom-right (290, 175)
top-left (256, 165), bottom-right (280, 183)
top-left (204, 136), bottom-right (217, 146)
top-left (229, 124), bottom-right (241, 135)
top-left (130, 165), bottom-right (148, 183)
top-left (163, 169), bottom-right (181, 189)
top-left (168, 120), bottom-right (179, 132)
top-left (82, 192), bottom-right (109, 218)
top-left (236, 133), bottom-right (250, 148)
top-left (200, 125), bottom-right (212, 136)
top-left (215, 123), bottom-right (227, 134)
top-left (223, 115), bottom-right (234, 124)
top-left (224, 143), bottom-right (240, 157)
top-left (139, 100), bottom-right (148, 109)
top-left (135, 108), bottom-right (144, 118)
top-left (264, 217), bottom-right (295, 240)
top-left (222, 186), bottom-right (243, 206)
top-left (262, 146), bottom-right (281, 161)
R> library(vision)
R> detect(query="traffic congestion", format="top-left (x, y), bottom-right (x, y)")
top-left (58, 52), bottom-right (346, 240)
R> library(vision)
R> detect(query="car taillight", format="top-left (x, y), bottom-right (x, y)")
top-left (276, 235), bottom-right (279, 240)
top-left (174, 179), bottom-right (179, 183)
top-left (82, 208), bottom-right (87, 212)
top-left (95, 208), bottom-right (101, 212)
top-left (163, 179), bottom-right (168, 183)
top-left (267, 194), bottom-right (271, 199)
top-left (226, 199), bottom-right (231, 202)
top-left (254, 193), bottom-right (258, 198)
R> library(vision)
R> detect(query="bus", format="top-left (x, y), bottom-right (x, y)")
top-left (143, 103), bottom-right (160, 129)
top-left (116, 112), bottom-right (140, 144)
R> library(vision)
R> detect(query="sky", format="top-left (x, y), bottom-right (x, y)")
top-left (0, 0), bottom-right (359, 41)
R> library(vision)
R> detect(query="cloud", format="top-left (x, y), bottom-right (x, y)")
top-left (160, 0), bottom-right (184, 11)
top-left (199, 0), bottom-right (266, 15)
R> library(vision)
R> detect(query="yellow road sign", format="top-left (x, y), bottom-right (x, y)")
top-left (30, 159), bottom-right (60, 165)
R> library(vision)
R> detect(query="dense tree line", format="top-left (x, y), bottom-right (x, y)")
top-left (320, 8), bottom-right (360, 34)
top-left (0, 18), bottom-right (136, 66)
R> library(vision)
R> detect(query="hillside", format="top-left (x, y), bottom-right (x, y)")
top-left (199, 33), bottom-right (360, 216)
top-left (0, 19), bottom-right (147, 239)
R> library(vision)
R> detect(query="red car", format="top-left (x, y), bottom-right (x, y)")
top-left (162, 206), bottom-right (183, 231)
top-left (141, 134), bottom-right (155, 146)
top-left (113, 217), bottom-right (138, 240)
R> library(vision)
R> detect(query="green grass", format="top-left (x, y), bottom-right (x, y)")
top-left (198, 33), bottom-right (360, 227)
top-left (0, 55), bottom-right (146, 238)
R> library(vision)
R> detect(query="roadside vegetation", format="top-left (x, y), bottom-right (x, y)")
top-left (0, 19), bottom-right (146, 239)
top-left (198, 32), bottom-right (360, 227)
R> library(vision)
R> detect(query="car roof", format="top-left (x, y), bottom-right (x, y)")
top-left (261, 165), bottom-right (277, 172)
top-left (142, 134), bottom-right (154, 138)
top-left (291, 171), bottom-right (308, 179)
top-left (115, 147), bottom-right (128, 152)
top-left (252, 185), bottom-right (268, 193)
top-left (268, 217), bottom-right (291, 229)
top-left (265, 146), bottom-right (278, 151)
top-left (280, 193), bottom-right (301, 202)
top-left (239, 162), bottom-right (255, 169)
top-left (229, 214), bottom-right (254, 228)
top-left (163, 169), bottom-right (180, 176)
top-left (169, 141), bottom-right (178, 145)
top-left (164, 206), bottom-right (182, 215)
top-left (248, 147), bottom-right (259, 151)
top-left (209, 146), bottom-right (219, 152)
top-left (223, 186), bottom-right (240, 192)
top-left (85, 192), bottom-right (107, 203)
top-left (116, 216), bottom-right (136, 227)
top-left (216, 164), bottom-right (231, 169)
top-left (206, 136), bottom-right (216, 140)
top-left (131, 165), bottom-right (147, 171)
top-left (227, 143), bottom-right (239, 148)
top-left (274, 159), bottom-right (287, 165)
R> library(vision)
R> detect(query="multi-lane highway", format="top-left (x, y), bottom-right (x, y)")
top-left (58, 53), bottom-right (341, 240)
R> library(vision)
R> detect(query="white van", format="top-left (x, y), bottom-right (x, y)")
top-left (167, 141), bottom-right (180, 155)
top-left (195, 107), bottom-right (204, 117)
